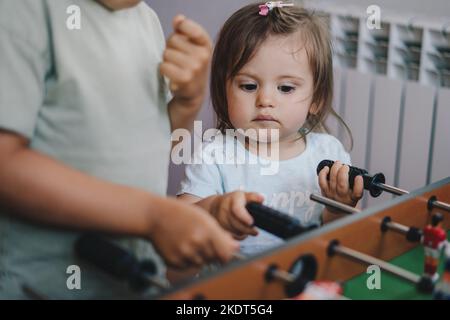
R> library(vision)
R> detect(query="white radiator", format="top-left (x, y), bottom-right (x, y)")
top-left (305, 0), bottom-right (450, 207)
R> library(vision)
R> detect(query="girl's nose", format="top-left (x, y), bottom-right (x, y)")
top-left (256, 88), bottom-right (275, 108)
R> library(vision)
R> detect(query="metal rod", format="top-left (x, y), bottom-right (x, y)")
top-left (234, 253), bottom-right (295, 284)
top-left (386, 221), bottom-right (409, 234)
top-left (333, 244), bottom-right (420, 284)
top-left (235, 253), bottom-right (296, 285)
top-left (433, 200), bottom-right (450, 212)
top-left (271, 269), bottom-right (295, 284)
top-left (376, 184), bottom-right (450, 212)
top-left (374, 183), bottom-right (450, 212)
top-left (375, 183), bottom-right (409, 196)
top-left (147, 276), bottom-right (171, 290)
top-left (310, 193), bottom-right (360, 214)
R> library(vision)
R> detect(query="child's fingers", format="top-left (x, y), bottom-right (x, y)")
top-left (245, 192), bottom-right (265, 205)
top-left (163, 48), bottom-right (190, 69)
top-left (166, 33), bottom-right (199, 56)
top-left (172, 14), bottom-right (186, 31)
top-left (231, 192), bottom-right (254, 226)
top-left (229, 218), bottom-right (258, 236)
top-left (159, 62), bottom-right (191, 87)
top-left (198, 238), bottom-right (218, 264)
top-left (229, 193), bottom-right (258, 236)
top-left (351, 175), bottom-right (364, 202)
top-left (162, 49), bottom-right (205, 87)
top-left (329, 161), bottom-right (342, 196)
top-left (173, 15), bottom-right (211, 47)
top-left (214, 195), bottom-right (253, 235)
top-left (188, 253), bottom-right (205, 267)
top-left (318, 166), bottom-right (330, 196)
top-left (229, 209), bottom-right (258, 236)
top-left (232, 233), bottom-right (248, 241)
top-left (336, 165), bottom-right (350, 198)
top-left (178, 242), bottom-right (204, 268)
top-left (211, 233), bottom-right (239, 264)
top-left (164, 34), bottom-right (210, 91)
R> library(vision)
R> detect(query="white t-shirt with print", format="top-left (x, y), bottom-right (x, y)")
top-left (178, 132), bottom-right (351, 256)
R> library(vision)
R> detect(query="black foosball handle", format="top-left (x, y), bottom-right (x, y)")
top-left (75, 234), bottom-right (158, 291)
top-left (316, 160), bottom-right (386, 197)
top-left (246, 202), bottom-right (316, 240)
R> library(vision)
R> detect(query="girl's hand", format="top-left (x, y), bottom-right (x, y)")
top-left (210, 191), bottom-right (264, 240)
top-left (318, 160), bottom-right (364, 209)
top-left (160, 15), bottom-right (212, 104)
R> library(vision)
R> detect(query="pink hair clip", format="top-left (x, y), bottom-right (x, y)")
top-left (258, 1), bottom-right (294, 16)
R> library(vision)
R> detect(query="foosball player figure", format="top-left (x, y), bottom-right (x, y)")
top-left (293, 281), bottom-right (344, 300)
top-left (422, 213), bottom-right (447, 282)
top-left (433, 244), bottom-right (450, 300)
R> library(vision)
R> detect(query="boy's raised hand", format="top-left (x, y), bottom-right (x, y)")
top-left (210, 191), bottom-right (264, 240)
top-left (149, 197), bottom-right (239, 269)
top-left (318, 160), bottom-right (364, 208)
top-left (160, 15), bottom-right (212, 103)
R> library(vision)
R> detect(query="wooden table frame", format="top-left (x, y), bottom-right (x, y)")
top-left (161, 177), bottom-right (450, 300)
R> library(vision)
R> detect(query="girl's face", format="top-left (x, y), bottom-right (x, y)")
top-left (226, 33), bottom-right (314, 143)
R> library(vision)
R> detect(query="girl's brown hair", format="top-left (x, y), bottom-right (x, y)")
top-left (210, 2), bottom-right (352, 149)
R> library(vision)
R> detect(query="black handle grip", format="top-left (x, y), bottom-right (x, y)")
top-left (75, 234), bottom-right (156, 291)
top-left (246, 202), bottom-right (316, 240)
top-left (316, 160), bottom-right (368, 189)
top-left (316, 159), bottom-right (385, 197)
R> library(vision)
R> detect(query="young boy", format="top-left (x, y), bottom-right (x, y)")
top-left (0, 0), bottom-right (237, 299)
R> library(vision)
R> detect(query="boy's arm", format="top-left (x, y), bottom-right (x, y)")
top-left (170, 193), bottom-right (219, 284)
top-left (0, 130), bottom-right (238, 268)
top-left (168, 96), bottom-right (203, 133)
top-left (0, 129), bottom-right (153, 236)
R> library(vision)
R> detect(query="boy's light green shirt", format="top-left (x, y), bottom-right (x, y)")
top-left (0, 0), bottom-right (171, 298)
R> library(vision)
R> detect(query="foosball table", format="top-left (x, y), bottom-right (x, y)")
top-left (159, 174), bottom-right (450, 300)
top-left (74, 163), bottom-right (450, 300)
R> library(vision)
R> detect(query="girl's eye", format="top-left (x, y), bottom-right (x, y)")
top-left (278, 85), bottom-right (295, 93)
top-left (239, 83), bottom-right (257, 92)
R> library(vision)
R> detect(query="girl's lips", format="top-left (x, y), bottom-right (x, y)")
top-left (253, 115), bottom-right (278, 122)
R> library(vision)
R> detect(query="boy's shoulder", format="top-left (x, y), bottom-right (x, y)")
top-left (137, 2), bottom-right (159, 20)
top-left (135, 2), bottom-right (168, 51)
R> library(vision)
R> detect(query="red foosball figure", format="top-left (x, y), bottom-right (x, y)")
top-left (293, 281), bottom-right (344, 300)
top-left (422, 213), bottom-right (447, 282)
